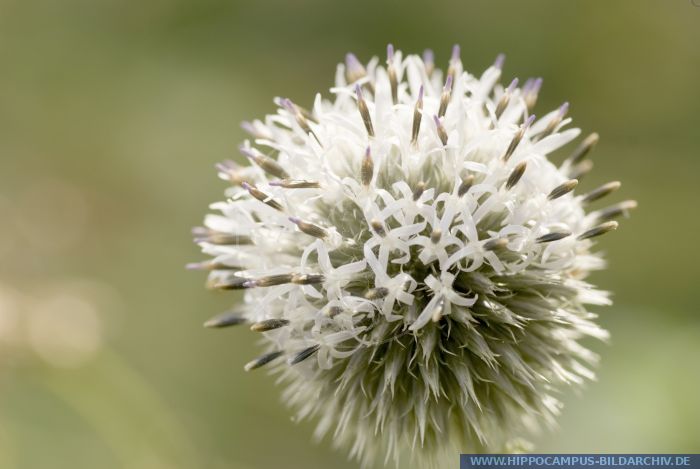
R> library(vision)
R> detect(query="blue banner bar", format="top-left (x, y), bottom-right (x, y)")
top-left (461, 455), bottom-right (700, 469)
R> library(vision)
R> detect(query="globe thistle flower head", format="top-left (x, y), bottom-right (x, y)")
top-left (191, 45), bottom-right (635, 467)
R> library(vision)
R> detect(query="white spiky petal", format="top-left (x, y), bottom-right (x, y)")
top-left (192, 46), bottom-right (633, 468)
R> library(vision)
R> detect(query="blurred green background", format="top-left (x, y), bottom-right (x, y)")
top-left (0, 0), bottom-right (698, 468)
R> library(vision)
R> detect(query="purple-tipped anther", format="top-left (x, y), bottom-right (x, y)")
top-left (280, 98), bottom-right (295, 113)
top-left (355, 84), bottom-right (363, 99)
top-left (507, 78), bottom-right (519, 94)
top-left (241, 181), bottom-right (252, 191)
top-left (241, 121), bottom-right (255, 134)
top-left (288, 216), bottom-right (302, 225)
top-left (433, 115), bottom-right (448, 144)
top-left (387, 44), bottom-right (394, 61)
top-left (418, 85), bottom-right (424, 101)
top-left (444, 74), bottom-right (453, 92)
top-left (238, 145), bottom-right (256, 159)
top-left (558, 102), bottom-right (570, 117)
top-left (192, 227), bottom-right (208, 236)
top-left (451, 44), bottom-right (461, 62)
top-left (494, 53), bottom-right (506, 70)
top-left (346, 53), bottom-right (363, 73)
top-left (524, 114), bottom-right (536, 128)
top-left (532, 77), bottom-right (543, 93)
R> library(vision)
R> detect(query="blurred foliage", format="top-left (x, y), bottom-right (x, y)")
top-left (0, 0), bottom-right (698, 468)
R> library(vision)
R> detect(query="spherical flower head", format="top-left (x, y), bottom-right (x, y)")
top-left (190, 45), bottom-right (635, 467)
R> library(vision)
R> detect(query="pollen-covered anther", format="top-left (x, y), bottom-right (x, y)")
top-left (289, 216), bottom-right (328, 239)
top-left (212, 277), bottom-right (251, 290)
top-left (458, 174), bottom-right (475, 196)
top-left (438, 75), bottom-right (453, 118)
top-left (434, 115), bottom-right (449, 145)
top-left (192, 233), bottom-right (245, 245)
top-left (239, 145), bottom-right (289, 179)
top-left (289, 345), bottom-right (320, 365)
top-left (250, 319), bottom-right (290, 332)
top-left (423, 49), bottom-right (435, 76)
top-left (269, 179), bottom-right (320, 189)
top-left (241, 182), bottom-right (283, 211)
top-left (495, 78), bottom-right (518, 119)
top-left (355, 85), bottom-right (374, 137)
top-left (281, 98), bottom-right (318, 142)
top-left (505, 161), bottom-right (528, 189)
top-left (186, 260), bottom-right (241, 272)
top-left (539, 102), bottom-right (569, 140)
top-left (568, 159), bottom-right (594, 181)
top-left (244, 274), bottom-right (294, 288)
top-left (244, 351), bottom-right (284, 372)
top-left (192, 227), bottom-right (251, 246)
top-left (523, 77), bottom-right (542, 111)
top-left (566, 132), bottom-right (599, 165)
top-left (411, 85), bottom-right (424, 144)
top-left (291, 273), bottom-right (325, 285)
top-left (548, 179), bottom-right (578, 200)
top-left (483, 238), bottom-right (508, 251)
top-left (446, 44), bottom-right (461, 80)
top-left (364, 287), bottom-right (389, 300)
top-left (578, 221), bottom-right (619, 240)
top-left (324, 306), bottom-right (343, 318)
top-left (203, 311), bottom-right (247, 328)
top-left (361, 146), bottom-right (374, 186)
top-left (345, 53), bottom-right (365, 81)
top-left (594, 200), bottom-right (638, 221)
top-left (240, 121), bottom-right (267, 139)
top-left (215, 162), bottom-right (246, 185)
top-left (581, 181), bottom-right (621, 204)
top-left (536, 232), bottom-right (571, 243)
top-left (503, 115), bottom-right (536, 161)
top-left (370, 219), bottom-right (386, 237)
top-left (493, 53), bottom-right (506, 70)
top-left (345, 53), bottom-right (374, 93)
top-left (431, 296), bottom-right (446, 323)
top-left (413, 181), bottom-right (427, 201)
